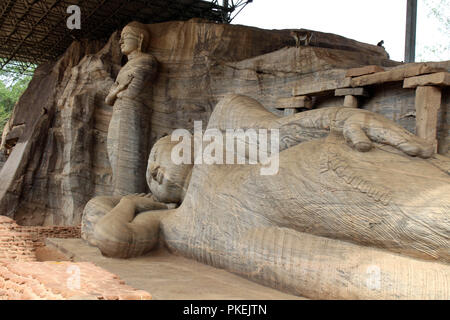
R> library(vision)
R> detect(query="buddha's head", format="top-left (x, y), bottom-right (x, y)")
top-left (146, 135), bottom-right (194, 204)
top-left (119, 22), bottom-right (150, 56)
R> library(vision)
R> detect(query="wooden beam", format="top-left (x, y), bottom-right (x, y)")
top-left (405, 0), bottom-right (417, 63)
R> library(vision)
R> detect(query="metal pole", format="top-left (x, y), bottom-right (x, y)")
top-left (223, 0), bottom-right (229, 12)
top-left (405, 0), bottom-right (417, 63)
top-left (222, 0), bottom-right (231, 22)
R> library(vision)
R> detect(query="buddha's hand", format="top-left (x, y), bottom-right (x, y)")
top-left (122, 193), bottom-right (170, 212)
top-left (116, 74), bottom-right (135, 97)
top-left (105, 89), bottom-right (117, 105)
top-left (105, 75), bottom-right (134, 103)
top-left (335, 108), bottom-right (434, 158)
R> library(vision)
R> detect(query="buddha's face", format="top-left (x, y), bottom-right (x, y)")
top-left (147, 136), bottom-right (193, 204)
top-left (119, 31), bottom-right (140, 56)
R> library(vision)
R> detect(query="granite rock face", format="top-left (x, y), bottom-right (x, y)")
top-left (0, 35), bottom-right (121, 225)
top-left (0, 19), bottom-right (447, 226)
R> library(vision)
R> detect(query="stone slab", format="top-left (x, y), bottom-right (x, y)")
top-left (335, 87), bottom-right (368, 97)
top-left (403, 72), bottom-right (450, 88)
top-left (351, 63), bottom-right (446, 87)
top-left (46, 238), bottom-right (305, 300)
top-left (415, 86), bottom-right (442, 148)
top-left (346, 65), bottom-right (385, 77)
top-left (277, 96), bottom-right (312, 109)
top-left (292, 69), bottom-right (351, 96)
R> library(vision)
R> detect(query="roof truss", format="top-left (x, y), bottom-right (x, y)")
top-left (0, 0), bottom-right (252, 73)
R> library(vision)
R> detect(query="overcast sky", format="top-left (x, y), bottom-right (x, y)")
top-left (231, 0), bottom-right (449, 62)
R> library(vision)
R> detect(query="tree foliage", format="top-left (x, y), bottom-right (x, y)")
top-left (0, 68), bottom-right (33, 134)
top-left (418, 0), bottom-right (450, 61)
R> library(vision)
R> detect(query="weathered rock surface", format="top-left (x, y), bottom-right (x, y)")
top-left (0, 36), bottom-right (120, 225)
top-left (0, 19), bottom-right (448, 226)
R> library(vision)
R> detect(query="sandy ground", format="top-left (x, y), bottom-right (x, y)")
top-left (47, 238), bottom-right (306, 300)
top-left (35, 246), bottom-right (72, 262)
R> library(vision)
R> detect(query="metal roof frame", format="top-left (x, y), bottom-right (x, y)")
top-left (0, 0), bottom-right (252, 73)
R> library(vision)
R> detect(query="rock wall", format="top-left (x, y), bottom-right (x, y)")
top-left (0, 36), bottom-right (120, 225)
top-left (0, 19), bottom-right (446, 226)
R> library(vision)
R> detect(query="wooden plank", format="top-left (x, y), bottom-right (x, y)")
top-left (403, 72), bottom-right (450, 89)
top-left (351, 63), bottom-right (445, 87)
top-left (346, 65), bottom-right (385, 77)
top-left (415, 86), bottom-right (441, 149)
top-left (335, 87), bottom-right (368, 97)
top-left (277, 96), bottom-right (312, 109)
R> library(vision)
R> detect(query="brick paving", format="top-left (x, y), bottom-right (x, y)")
top-left (0, 216), bottom-right (152, 300)
top-left (0, 215), bottom-right (81, 254)
top-left (0, 261), bottom-right (152, 300)
top-left (0, 216), bottom-right (36, 262)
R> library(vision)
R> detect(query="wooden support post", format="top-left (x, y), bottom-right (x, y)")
top-left (343, 95), bottom-right (359, 108)
top-left (405, 0), bottom-right (417, 63)
top-left (415, 86), bottom-right (441, 151)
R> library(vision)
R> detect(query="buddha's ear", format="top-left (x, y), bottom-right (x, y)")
top-left (138, 33), bottom-right (144, 52)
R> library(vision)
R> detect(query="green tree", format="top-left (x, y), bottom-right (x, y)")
top-left (0, 69), bottom-right (33, 134)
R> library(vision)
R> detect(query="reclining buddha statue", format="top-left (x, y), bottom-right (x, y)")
top-left (82, 94), bottom-right (450, 299)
